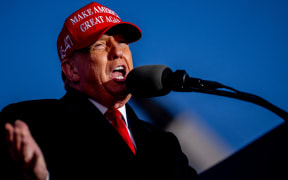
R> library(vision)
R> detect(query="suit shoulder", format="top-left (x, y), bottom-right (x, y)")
top-left (0, 99), bottom-right (60, 122)
top-left (1, 99), bottom-right (59, 112)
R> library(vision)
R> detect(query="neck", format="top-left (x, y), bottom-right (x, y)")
top-left (66, 86), bottom-right (131, 109)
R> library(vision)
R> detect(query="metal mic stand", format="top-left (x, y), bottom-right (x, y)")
top-left (171, 70), bottom-right (288, 123)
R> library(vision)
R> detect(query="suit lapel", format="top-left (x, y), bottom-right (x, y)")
top-left (59, 89), bottom-right (136, 157)
top-left (126, 104), bottom-right (153, 153)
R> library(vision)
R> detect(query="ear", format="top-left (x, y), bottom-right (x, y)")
top-left (61, 58), bottom-right (80, 82)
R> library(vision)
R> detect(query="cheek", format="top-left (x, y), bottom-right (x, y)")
top-left (89, 53), bottom-right (108, 71)
top-left (77, 61), bottom-right (98, 82)
top-left (128, 59), bottom-right (133, 71)
top-left (85, 63), bottom-right (103, 81)
top-left (124, 49), bottom-right (133, 69)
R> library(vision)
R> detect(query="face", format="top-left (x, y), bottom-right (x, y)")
top-left (70, 34), bottom-right (133, 108)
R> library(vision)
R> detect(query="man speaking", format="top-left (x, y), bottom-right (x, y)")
top-left (0, 2), bottom-right (198, 180)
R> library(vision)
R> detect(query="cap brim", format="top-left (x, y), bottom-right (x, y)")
top-left (77, 22), bottom-right (142, 50)
top-left (105, 22), bottom-right (142, 43)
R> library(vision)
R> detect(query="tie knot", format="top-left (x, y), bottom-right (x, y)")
top-left (105, 108), bottom-right (123, 124)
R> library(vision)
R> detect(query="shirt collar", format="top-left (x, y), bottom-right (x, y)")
top-left (88, 98), bottom-right (128, 126)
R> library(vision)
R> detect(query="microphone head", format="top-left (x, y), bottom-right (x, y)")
top-left (126, 65), bottom-right (172, 97)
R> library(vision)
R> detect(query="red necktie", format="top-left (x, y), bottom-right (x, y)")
top-left (105, 108), bottom-right (136, 155)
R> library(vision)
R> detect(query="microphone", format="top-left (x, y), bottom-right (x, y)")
top-left (126, 65), bottom-right (224, 97)
top-left (126, 65), bottom-right (288, 123)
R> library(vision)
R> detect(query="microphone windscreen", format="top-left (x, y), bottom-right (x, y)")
top-left (126, 65), bottom-right (172, 97)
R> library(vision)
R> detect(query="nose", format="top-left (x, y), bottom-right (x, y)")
top-left (108, 38), bottom-right (123, 60)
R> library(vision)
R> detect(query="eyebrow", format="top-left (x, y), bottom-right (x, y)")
top-left (96, 35), bottom-right (107, 41)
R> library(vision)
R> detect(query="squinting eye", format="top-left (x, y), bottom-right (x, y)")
top-left (91, 42), bottom-right (106, 50)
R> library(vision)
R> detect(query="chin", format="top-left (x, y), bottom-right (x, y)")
top-left (112, 94), bottom-right (131, 109)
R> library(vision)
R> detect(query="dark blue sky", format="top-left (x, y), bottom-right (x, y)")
top-left (1, 0), bottom-right (287, 156)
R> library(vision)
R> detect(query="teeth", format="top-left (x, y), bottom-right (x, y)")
top-left (116, 76), bottom-right (124, 80)
top-left (114, 66), bottom-right (124, 71)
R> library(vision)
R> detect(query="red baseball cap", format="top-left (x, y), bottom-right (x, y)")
top-left (57, 2), bottom-right (142, 61)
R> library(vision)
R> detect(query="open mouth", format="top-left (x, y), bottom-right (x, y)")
top-left (111, 65), bottom-right (126, 81)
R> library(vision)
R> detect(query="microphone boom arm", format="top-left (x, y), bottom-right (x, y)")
top-left (171, 70), bottom-right (288, 123)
